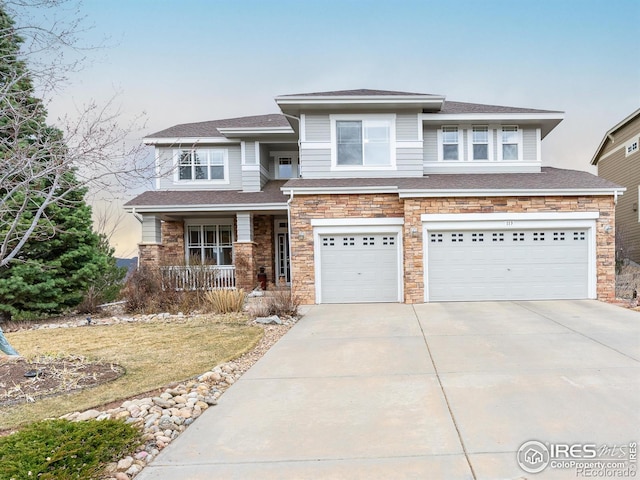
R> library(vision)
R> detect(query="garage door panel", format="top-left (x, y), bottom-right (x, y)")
top-left (427, 228), bottom-right (588, 301)
top-left (320, 233), bottom-right (399, 303)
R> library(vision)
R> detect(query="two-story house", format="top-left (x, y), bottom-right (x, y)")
top-left (125, 89), bottom-right (624, 304)
top-left (591, 108), bottom-right (640, 264)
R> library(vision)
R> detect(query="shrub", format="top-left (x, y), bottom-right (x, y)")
top-left (247, 287), bottom-right (299, 318)
top-left (206, 289), bottom-right (246, 314)
top-left (0, 419), bottom-right (141, 480)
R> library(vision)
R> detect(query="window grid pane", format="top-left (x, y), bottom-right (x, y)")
top-left (177, 149), bottom-right (225, 181)
top-left (442, 127), bottom-right (459, 161)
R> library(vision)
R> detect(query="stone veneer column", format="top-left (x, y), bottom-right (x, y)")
top-left (233, 242), bottom-right (257, 291)
top-left (161, 221), bottom-right (185, 265)
top-left (138, 243), bottom-right (163, 270)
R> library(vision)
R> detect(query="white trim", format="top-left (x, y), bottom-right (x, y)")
top-left (184, 217), bottom-right (234, 226)
top-left (172, 148), bottom-right (230, 185)
top-left (241, 165), bottom-right (260, 171)
top-left (313, 222), bottom-right (404, 304)
top-left (437, 126), bottom-right (463, 162)
top-left (124, 203), bottom-right (288, 213)
top-left (276, 94), bottom-right (444, 106)
top-left (311, 217), bottom-right (404, 227)
top-left (255, 142), bottom-right (261, 165)
top-left (154, 148), bottom-right (161, 190)
top-left (282, 185), bottom-right (399, 195)
top-left (536, 128), bottom-right (542, 163)
top-left (497, 125), bottom-right (523, 162)
top-left (300, 114), bottom-right (306, 142)
top-left (466, 125), bottom-right (494, 162)
top-left (144, 137), bottom-right (240, 145)
top-left (330, 114), bottom-right (397, 170)
top-left (240, 141), bottom-right (246, 165)
top-left (417, 113), bottom-right (424, 143)
top-left (421, 211), bottom-right (598, 302)
top-left (399, 188), bottom-right (624, 198)
top-left (421, 212), bottom-right (599, 223)
top-left (422, 112), bottom-right (564, 122)
top-left (216, 126), bottom-right (295, 137)
top-left (423, 162), bottom-right (541, 174)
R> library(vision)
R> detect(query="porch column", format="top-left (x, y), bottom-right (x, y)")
top-left (234, 213), bottom-right (256, 291)
top-left (138, 215), bottom-right (163, 269)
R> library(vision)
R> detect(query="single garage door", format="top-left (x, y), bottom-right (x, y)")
top-left (427, 228), bottom-right (589, 301)
top-left (320, 233), bottom-right (399, 303)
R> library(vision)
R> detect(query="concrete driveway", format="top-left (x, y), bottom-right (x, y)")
top-left (137, 301), bottom-right (640, 479)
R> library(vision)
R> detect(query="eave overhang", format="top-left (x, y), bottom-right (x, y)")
top-left (124, 202), bottom-right (288, 213)
top-left (276, 94), bottom-right (446, 116)
top-left (422, 112), bottom-right (565, 139)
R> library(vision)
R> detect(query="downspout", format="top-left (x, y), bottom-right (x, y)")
top-left (131, 207), bottom-right (143, 223)
top-left (287, 191), bottom-right (294, 290)
top-left (614, 190), bottom-right (619, 205)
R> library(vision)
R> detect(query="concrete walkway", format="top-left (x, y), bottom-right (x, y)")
top-left (137, 301), bottom-right (640, 479)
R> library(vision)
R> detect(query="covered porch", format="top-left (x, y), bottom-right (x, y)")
top-left (137, 208), bottom-right (290, 292)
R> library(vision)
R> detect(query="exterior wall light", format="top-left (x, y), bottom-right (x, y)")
top-left (298, 232), bottom-right (305, 240)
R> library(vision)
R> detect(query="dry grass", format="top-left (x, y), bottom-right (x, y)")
top-left (0, 314), bottom-right (262, 430)
top-left (206, 289), bottom-right (247, 314)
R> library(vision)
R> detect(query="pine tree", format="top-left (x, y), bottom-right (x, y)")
top-left (0, 5), bottom-right (124, 334)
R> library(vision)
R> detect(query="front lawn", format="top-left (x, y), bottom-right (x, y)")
top-left (1, 314), bottom-right (262, 430)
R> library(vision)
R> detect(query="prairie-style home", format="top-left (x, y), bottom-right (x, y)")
top-left (125, 89), bottom-right (623, 304)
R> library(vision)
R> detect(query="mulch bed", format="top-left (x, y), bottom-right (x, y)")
top-left (0, 356), bottom-right (124, 407)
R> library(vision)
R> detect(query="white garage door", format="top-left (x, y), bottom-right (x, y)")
top-left (427, 228), bottom-right (589, 301)
top-left (320, 234), bottom-right (399, 303)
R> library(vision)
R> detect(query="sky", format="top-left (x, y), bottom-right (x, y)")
top-left (33, 0), bottom-right (640, 257)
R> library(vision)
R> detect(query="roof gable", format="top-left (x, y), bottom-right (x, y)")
top-left (146, 114), bottom-right (289, 139)
top-left (591, 108), bottom-right (640, 165)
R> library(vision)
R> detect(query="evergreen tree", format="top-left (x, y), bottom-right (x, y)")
top-left (0, 5), bottom-right (125, 326)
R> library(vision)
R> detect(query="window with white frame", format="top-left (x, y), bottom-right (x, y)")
top-left (175, 149), bottom-right (227, 181)
top-left (334, 117), bottom-right (393, 167)
top-left (442, 126), bottom-right (460, 161)
top-left (500, 126), bottom-right (520, 161)
top-left (626, 137), bottom-right (639, 157)
top-left (186, 224), bottom-right (233, 265)
top-left (277, 156), bottom-right (300, 178)
top-left (472, 126), bottom-right (489, 160)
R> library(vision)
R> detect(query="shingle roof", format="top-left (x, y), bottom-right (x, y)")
top-left (278, 89), bottom-right (435, 97)
top-left (439, 101), bottom-right (562, 115)
top-left (146, 114), bottom-right (289, 139)
top-left (125, 180), bottom-right (288, 208)
top-left (283, 168), bottom-right (622, 191)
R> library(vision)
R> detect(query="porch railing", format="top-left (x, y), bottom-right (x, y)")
top-left (160, 265), bottom-right (236, 291)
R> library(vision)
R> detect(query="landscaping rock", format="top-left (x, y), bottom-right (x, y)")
top-left (117, 456), bottom-right (133, 470)
top-left (75, 409), bottom-right (100, 421)
top-left (255, 315), bottom-right (282, 325)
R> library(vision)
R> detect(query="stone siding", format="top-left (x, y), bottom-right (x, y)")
top-left (289, 194), bottom-right (616, 305)
top-left (290, 194), bottom-right (404, 304)
top-left (253, 215), bottom-right (275, 285)
top-left (138, 244), bottom-right (163, 269)
top-left (234, 242), bottom-right (257, 291)
top-left (161, 221), bottom-right (185, 265)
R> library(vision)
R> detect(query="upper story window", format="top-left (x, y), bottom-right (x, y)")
top-left (471, 126), bottom-right (489, 161)
top-left (174, 149), bottom-right (228, 182)
top-left (277, 156), bottom-right (300, 178)
top-left (626, 137), bottom-right (639, 156)
top-left (500, 126), bottom-right (521, 161)
top-left (332, 115), bottom-right (396, 169)
top-left (441, 126), bottom-right (460, 161)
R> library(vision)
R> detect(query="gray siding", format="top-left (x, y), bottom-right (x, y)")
top-left (300, 147), bottom-right (423, 178)
top-left (597, 116), bottom-right (640, 263)
top-left (305, 114), bottom-right (330, 141)
top-left (156, 145), bottom-right (242, 190)
top-left (242, 168), bottom-right (261, 192)
top-left (396, 114), bottom-right (420, 141)
top-left (244, 141), bottom-right (256, 164)
top-left (423, 127), bottom-right (438, 163)
top-left (523, 128), bottom-right (537, 161)
top-left (260, 144), bottom-right (271, 188)
top-left (141, 215), bottom-right (161, 244)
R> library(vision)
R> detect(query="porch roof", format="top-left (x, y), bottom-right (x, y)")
top-left (282, 167), bottom-right (624, 197)
top-left (124, 180), bottom-right (288, 212)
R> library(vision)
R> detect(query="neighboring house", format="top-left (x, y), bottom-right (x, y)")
top-left (591, 108), bottom-right (640, 264)
top-left (124, 89), bottom-right (624, 304)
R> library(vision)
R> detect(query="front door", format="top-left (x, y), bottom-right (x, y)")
top-left (275, 219), bottom-right (290, 284)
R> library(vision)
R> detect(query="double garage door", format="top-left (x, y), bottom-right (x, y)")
top-left (427, 228), bottom-right (589, 301)
top-left (317, 227), bottom-right (590, 303)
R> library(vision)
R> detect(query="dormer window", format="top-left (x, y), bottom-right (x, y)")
top-left (174, 148), bottom-right (229, 183)
top-left (500, 126), bottom-right (522, 161)
top-left (331, 114), bottom-right (396, 169)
